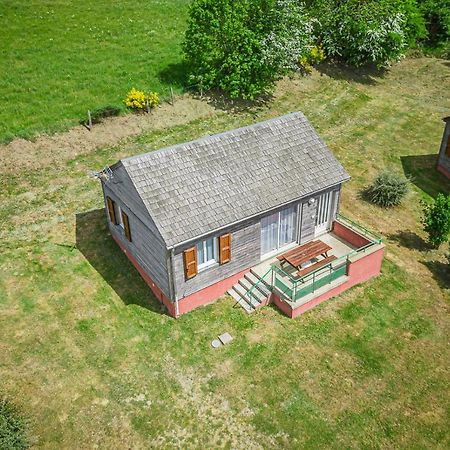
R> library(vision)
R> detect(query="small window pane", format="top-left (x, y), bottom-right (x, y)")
top-left (196, 242), bottom-right (205, 265)
top-left (206, 238), bottom-right (215, 261)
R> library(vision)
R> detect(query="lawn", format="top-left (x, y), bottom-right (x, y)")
top-left (0, 0), bottom-right (189, 143)
top-left (0, 57), bottom-right (449, 448)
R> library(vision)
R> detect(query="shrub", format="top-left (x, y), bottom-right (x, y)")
top-left (298, 44), bottom-right (325, 73)
top-left (311, 0), bottom-right (424, 68)
top-left (422, 193), bottom-right (450, 247)
top-left (366, 172), bottom-right (409, 207)
top-left (417, 0), bottom-right (450, 45)
top-left (183, 0), bottom-right (314, 100)
top-left (124, 89), bottom-right (159, 111)
top-left (0, 398), bottom-right (29, 450)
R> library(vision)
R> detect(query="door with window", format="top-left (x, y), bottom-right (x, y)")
top-left (260, 206), bottom-right (297, 258)
top-left (315, 191), bottom-right (333, 236)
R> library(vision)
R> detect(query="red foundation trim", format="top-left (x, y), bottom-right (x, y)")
top-left (177, 268), bottom-right (250, 315)
top-left (112, 232), bottom-right (251, 317)
top-left (437, 163), bottom-right (450, 179)
top-left (272, 246), bottom-right (385, 318)
top-left (112, 234), bottom-right (176, 317)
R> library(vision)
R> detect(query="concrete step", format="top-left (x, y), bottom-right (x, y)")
top-left (234, 283), bottom-right (261, 309)
top-left (238, 278), bottom-right (265, 304)
top-left (244, 272), bottom-right (270, 297)
top-left (250, 268), bottom-right (272, 289)
top-left (227, 287), bottom-right (253, 313)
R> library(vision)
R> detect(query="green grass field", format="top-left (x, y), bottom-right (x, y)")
top-left (0, 0), bottom-right (189, 142)
top-left (0, 58), bottom-right (449, 448)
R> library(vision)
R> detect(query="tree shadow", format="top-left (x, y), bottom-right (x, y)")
top-left (387, 230), bottom-right (432, 251)
top-left (400, 154), bottom-right (450, 198)
top-left (422, 259), bottom-right (450, 290)
top-left (316, 61), bottom-right (384, 86)
top-left (75, 208), bottom-right (166, 315)
top-left (158, 61), bottom-right (190, 89)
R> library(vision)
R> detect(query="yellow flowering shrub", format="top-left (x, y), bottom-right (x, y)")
top-left (124, 88), bottom-right (146, 110)
top-left (146, 91), bottom-right (160, 108)
top-left (124, 88), bottom-right (160, 110)
top-left (298, 45), bottom-right (325, 74)
top-left (309, 45), bottom-right (325, 64)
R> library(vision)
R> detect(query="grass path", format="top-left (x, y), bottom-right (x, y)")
top-left (0, 57), bottom-right (449, 448)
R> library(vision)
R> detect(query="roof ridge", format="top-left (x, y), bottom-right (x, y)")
top-left (121, 111), bottom-right (305, 164)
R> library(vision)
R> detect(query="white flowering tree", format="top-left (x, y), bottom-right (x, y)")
top-left (315, 0), bottom-right (411, 68)
top-left (261, 0), bottom-right (315, 71)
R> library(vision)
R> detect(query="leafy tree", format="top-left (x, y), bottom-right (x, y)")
top-left (422, 193), bottom-right (450, 248)
top-left (311, 0), bottom-right (425, 68)
top-left (417, 0), bottom-right (450, 44)
top-left (183, 0), bottom-right (314, 99)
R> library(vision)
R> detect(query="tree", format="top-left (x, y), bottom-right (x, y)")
top-left (183, 0), bottom-right (314, 99)
top-left (417, 0), bottom-right (450, 45)
top-left (422, 193), bottom-right (450, 248)
top-left (311, 0), bottom-right (425, 68)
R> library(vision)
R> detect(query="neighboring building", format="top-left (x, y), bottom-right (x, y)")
top-left (99, 112), bottom-right (384, 318)
top-left (437, 116), bottom-right (450, 179)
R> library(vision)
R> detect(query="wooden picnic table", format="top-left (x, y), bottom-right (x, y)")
top-left (277, 240), bottom-right (332, 270)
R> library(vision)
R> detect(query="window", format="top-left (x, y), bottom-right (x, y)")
top-left (261, 206), bottom-right (297, 256)
top-left (196, 237), bottom-right (218, 270)
top-left (117, 205), bottom-right (124, 228)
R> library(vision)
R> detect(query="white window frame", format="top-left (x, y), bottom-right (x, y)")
top-left (196, 237), bottom-right (218, 271)
top-left (116, 205), bottom-right (124, 229)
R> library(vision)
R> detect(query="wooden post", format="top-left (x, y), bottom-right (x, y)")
top-left (199, 81), bottom-right (203, 98)
top-left (87, 110), bottom-right (92, 131)
top-left (170, 87), bottom-right (174, 106)
top-left (146, 99), bottom-right (150, 114)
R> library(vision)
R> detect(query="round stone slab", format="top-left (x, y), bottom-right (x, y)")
top-left (211, 339), bottom-right (222, 349)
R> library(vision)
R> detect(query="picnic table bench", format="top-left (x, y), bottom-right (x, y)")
top-left (277, 240), bottom-right (332, 270)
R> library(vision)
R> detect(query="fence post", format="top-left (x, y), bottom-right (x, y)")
top-left (170, 87), bottom-right (174, 105)
top-left (87, 110), bottom-right (92, 131)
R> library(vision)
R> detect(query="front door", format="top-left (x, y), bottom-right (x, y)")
top-left (261, 206), bottom-right (297, 258)
top-left (315, 191), bottom-right (333, 236)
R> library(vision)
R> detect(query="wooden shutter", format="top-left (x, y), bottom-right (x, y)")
top-left (219, 234), bottom-right (231, 264)
top-left (183, 247), bottom-right (197, 279)
top-left (106, 196), bottom-right (117, 224)
top-left (122, 211), bottom-right (132, 242)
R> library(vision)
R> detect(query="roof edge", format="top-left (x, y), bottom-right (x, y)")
top-left (121, 111), bottom-right (306, 165)
top-left (168, 178), bottom-right (350, 249)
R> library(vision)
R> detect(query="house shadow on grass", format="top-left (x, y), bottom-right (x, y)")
top-left (75, 208), bottom-right (165, 315)
top-left (401, 154), bottom-right (450, 198)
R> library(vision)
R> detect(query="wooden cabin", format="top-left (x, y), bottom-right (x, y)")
top-left (99, 112), bottom-right (384, 318)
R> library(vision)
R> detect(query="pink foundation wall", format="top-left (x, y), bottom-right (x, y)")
top-left (437, 163), bottom-right (450, 179)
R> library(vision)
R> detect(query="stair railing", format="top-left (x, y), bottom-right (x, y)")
top-left (245, 267), bottom-right (273, 307)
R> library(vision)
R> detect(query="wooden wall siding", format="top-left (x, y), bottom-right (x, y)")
top-left (438, 121), bottom-right (450, 171)
top-left (173, 220), bottom-right (261, 300)
top-left (102, 183), bottom-right (171, 299)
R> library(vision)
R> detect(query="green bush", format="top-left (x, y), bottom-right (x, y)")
top-left (417, 0), bottom-right (450, 45)
top-left (0, 399), bottom-right (29, 450)
top-left (366, 172), bottom-right (409, 207)
top-left (183, 0), bottom-right (314, 100)
top-left (311, 0), bottom-right (425, 68)
top-left (422, 193), bottom-right (450, 247)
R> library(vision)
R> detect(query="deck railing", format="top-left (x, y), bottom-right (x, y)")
top-left (270, 215), bottom-right (382, 304)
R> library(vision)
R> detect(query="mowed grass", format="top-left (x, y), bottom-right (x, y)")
top-left (0, 58), bottom-right (449, 448)
top-left (0, 0), bottom-right (189, 142)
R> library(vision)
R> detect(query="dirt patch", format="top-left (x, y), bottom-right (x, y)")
top-left (0, 96), bottom-right (219, 174)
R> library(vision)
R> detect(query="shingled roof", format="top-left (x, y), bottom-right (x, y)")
top-left (119, 112), bottom-right (350, 247)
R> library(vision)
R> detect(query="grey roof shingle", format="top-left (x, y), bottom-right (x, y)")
top-left (120, 112), bottom-right (350, 247)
